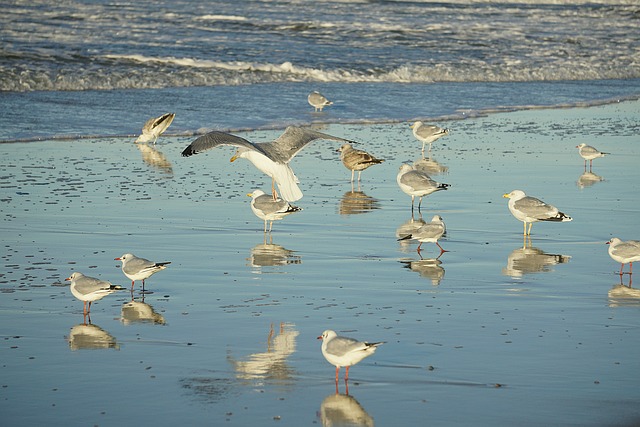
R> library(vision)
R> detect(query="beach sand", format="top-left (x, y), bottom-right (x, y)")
top-left (1, 100), bottom-right (639, 425)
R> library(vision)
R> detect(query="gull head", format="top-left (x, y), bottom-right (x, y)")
top-left (410, 121), bottom-right (423, 129)
top-left (247, 190), bottom-right (266, 199)
top-left (503, 190), bottom-right (525, 199)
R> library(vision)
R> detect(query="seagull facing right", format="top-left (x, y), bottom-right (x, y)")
top-left (607, 237), bottom-right (640, 275)
top-left (503, 190), bottom-right (572, 236)
top-left (576, 143), bottom-right (608, 169)
top-left (66, 272), bottom-right (123, 315)
top-left (338, 143), bottom-right (384, 182)
top-left (135, 113), bottom-right (175, 144)
top-left (308, 91), bottom-right (333, 112)
top-left (397, 164), bottom-right (450, 212)
top-left (410, 121), bottom-right (449, 153)
top-left (398, 214), bottom-right (447, 254)
top-left (248, 189), bottom-right (303, 233)
top-left (114, 253), bottom-right (171, 290)
top-left (318, 330), bottom-right (384, 383)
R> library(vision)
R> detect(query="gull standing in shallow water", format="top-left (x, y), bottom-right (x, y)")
top-left (66, 272), bottom-right (123, 315)
top-left (248, 190), bottom-right (302, 233)
top-left (576, 143), bottom-right (608, 169)
top-left (308, 91), bottom-right (333, 112)
top-left (398, 214), bottom-right (447, 255)
top-left (135, 113), bottom-right (175, 144)
top-left (115, 253), bottom-right (171, 291)
top-left (318, 330), bottom-right (384, 385)
top-left (397, 164), bottom-right (449, 212)
top-left (338, 143), bottom-right (384, 183)
top-left (410, 121), bottom-right (449, 153)
top-left (607, 238), bottom-right (640, 275)
top-left (503, 190), bottom-right (572, 236)
top-left (182, 126), bottom-right (356, 202)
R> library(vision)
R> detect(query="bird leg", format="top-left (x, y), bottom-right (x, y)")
top-left (83, 301), bottom-right (88, 315)
top-left (436, 242), bottom-right (448, 254)
top-left (263, 220), bottom-right (268, 234)
top-left (418, 197), bottom-right (423, 213)
top-left (345, 366), bottom-right (350, 382)
top-left (527, 223), bottom-right (533, 235)
top-left (335, 366), bottom-right (340, 383)
top-left (268, 221), bottom-right (274, 233)
top-left (357, 171), bottom-right (362, 182)
top-left (88, 301), bottom-right (92, 313)
top-left (350, 169), bottom-right (355, 183)
top-left (411, 196), bottom-right (415, 213)
top-left (417, 242), bottom-right (423, 252)
top-left (130, 280), bottom-right (135, 291)
top-left (271, 178), bottom-right (278, 201)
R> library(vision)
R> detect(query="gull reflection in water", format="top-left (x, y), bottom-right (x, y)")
top-left (319, 393), bottom-right (374, 427)
top-left (400, 257), bottom-right (445, 286)
top-left (576, 171), bottom-right (604, 189)
top-left (121, 295), bottom-right (166, 325)
top-left (68, 321), bottom-right (119, 351)
top-left (339, 184), bottom-right (381, 215)
top-left (502, 238), bottom-right (571, 278)
top-left (608, 275), bottom-right (640, 307)
top-left (227, 322), bottom-right (299, 386)
top-left (413, 155), bottom-right (448, 176)
top-left (396, 215), bottom-right (427, 253)
top-left (137, 143), bottom-right (174, 176)
top-left (248, 235), bottom-right (301, 269)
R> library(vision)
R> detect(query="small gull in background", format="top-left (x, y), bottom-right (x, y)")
top-left (115, 253), bottom-right (171, 291)
top-left (576, 143), bottom-right (608, 169)
top-left (182, 126), bottom-right (356, 202)
top-left (66, 272), bottom-right (124, 315)
top-left (135, 113), bottom-right (175, 144)
top-left (410, 121), bottom-right (449, 153)
top-left (248, 189), bottom-right (302, 233)
top-left (503, 190), bottom-right (572, 236)
top-left (607, 237), bottom-right (640, 275)
top-left (397, 164), bottom-right (449, 212)
top-left (308, 91), bottom-right (333, 112)
top-left (398, 214), bottom-right (447, 255)
top-left (318, 330), bottom-right (384, 386)
top-left (338, 143), bottom-right (384, 182)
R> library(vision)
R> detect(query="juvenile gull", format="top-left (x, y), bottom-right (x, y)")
top-left (318, 330), bottom-right (384, 384)
top-left (66, 272), bottom-right (123, 315)
top-left (397, 164), bottom-right (449, 212)
top-left (136, 113), bottom-right (175, 144)
top-left (503, 190), bottom-right (572, 236)
top-left (308, 91), bottom-right (333, 112)
top-left (410, 121), bottom-right (449, 153)
top-left (398, 214), bottom-right (447, 254)
top-left (248, 189), bottom-right (302, 233)
top-left (115, 253), bottom-right (171, 290)
top-left (607, 237), bottom-right (640, 275)
top-left (182, 126), bottom-right (355, 202)
top-left (338, 143), bottom-right (384, 182)
top-left (576, 143), bottom-right (608, 169)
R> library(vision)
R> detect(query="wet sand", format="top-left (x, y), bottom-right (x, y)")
top-left (1, 100), bottom-right (640, 426)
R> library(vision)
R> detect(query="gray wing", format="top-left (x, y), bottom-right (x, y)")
top-left (265, 126), bottom-right (356, 163)
top-left (513, 196), bottom-right (559, 219)
top-left (415, 124), bottom-right (442, 139)
top-left (400, 170), bottom-right (437, 189)
top-left (181, 131), bottom-right (270, 158)
top-left (580, 145), bottom-right (600, 156)
top-left (414, 222), bottom-right (445, 239)
top-left (613, 241), bottom-right (640, 258)
top-left (325, 336), bottom-right (366, 357)
top-left (253, 195), bottom-right (291, 215)
top-left (76, 276), bottom-right (112, 294)
top-left (123, 256), bottom-right (154, 275)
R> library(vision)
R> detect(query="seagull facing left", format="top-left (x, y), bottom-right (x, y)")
top-left (503, 190), bottom-right (572, 236)
top-left (181, 126), bottom-right (356, 202)
top-left (318, 330), bottom-right (385, 383)
top-left (248, 189), bottom-right (303, 233)
top-left (135, 113), bottom-right (175, 144)
top-left (115, 253), bottom-right (171, 290)
top-left (66, 272), bottom-right (124, 315)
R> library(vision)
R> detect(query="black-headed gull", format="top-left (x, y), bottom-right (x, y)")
top-left (115, 253), bottom-right (170, 290)
top-left (398, 214), bottom-right (447, 255)
top-left (397, 164), bottom-right (449, 212)
top-left (66, 272), bottom-right (123, 315)
top-left (576, 143), bottom-right (608, 169)
top-left (607, 237), bottom-right (640, 275)
top-left (503, 190), bottom-right (572, 236)
top-left (317, 330), bottom-right (384, 384)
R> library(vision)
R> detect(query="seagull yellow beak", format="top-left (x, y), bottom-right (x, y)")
top-left (409, 122), bottom-right (416, 129)
top-left (247, 193), bottom-right (253, 197)
top-left (230, 154), bottom-right (238, 162)
top-left (502, 193), bottom-right (511, 198)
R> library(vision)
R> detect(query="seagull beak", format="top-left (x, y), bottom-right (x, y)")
top-left (114, 257), bottom-right (121, 261)
top-left (606, 241), bottom-right (611, 245)
top-left (65, 277), bottom-right (71, 281)
top-left (247, 193), bottom-right (253, 197)
top-left (409, 123), bottom-right (415, 128)
top-left (502, 193), bottom-right (510, 198)
top-left (317, 335), bottom-right (323, 340)
top-left (230, 154), bottom-right (238, 162)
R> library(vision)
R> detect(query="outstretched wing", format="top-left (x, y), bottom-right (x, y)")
top-left (181, 131), bottom-right (270, 158)
top-left (266, 126), bottom-right (356, 163)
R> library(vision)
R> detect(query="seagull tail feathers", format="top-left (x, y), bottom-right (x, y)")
top-left (543, 212), bottom-right (572, 222)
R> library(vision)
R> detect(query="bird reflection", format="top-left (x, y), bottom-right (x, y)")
top-left (396, 214), bottom-right (427, 253)
top-left (248, 234), bottom-right (301, 269)
top-left (227, 322), bottom-right (299, 386)
top-left (608, 275), bottom-right (640, 307)
top-left (137, 143), bottom-right (174, 176)
top-left (399, 257), bottom-right (445, 285)
top-left (576, 171), bottom-right (604, 189)
top-left (68, 321), bottom-right (119, 351)
top-left (121, 295), bottom-right (166, 325)
top-left (339, 185), bottom-right (381, 215)
top-left (319, 393), bottom-right (374, 427)
top-left (413, 155), bottom-right (448, 176)
top-left (502, 237), bottom-right (571, 278)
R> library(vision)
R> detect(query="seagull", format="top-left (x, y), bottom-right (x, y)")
top-left (503, 190), bottom-right (572, 236)
top-left (338, 143), bottom-right (384, 182)
top-left (397, 164), bottom-right (449, 212)
top-left (181, 126), bottom-right (356, 202)
top-left (318, 330), bottom-right (384, 384)
top-left (114, 253), bottom-right (171, 291)
top-left (308, 91), bottom-right (333, 112)
top-left (410, 121), bottom-right (449, 153)
top-left (607, 238), bottom-right (640, 275)
top-left (135, 113), bottom-right (175, 144)
top-left (576, 143), bottom-right (608, 169)
top-left (248, 189), bottom-right (303, 233)
top-left (398, 214), bottom-right (447, 255)
top-left (66, 272), bottom-right (123, 315)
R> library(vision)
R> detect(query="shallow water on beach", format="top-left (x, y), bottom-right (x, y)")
top-left (1, 101), bottom-right (640, 426)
